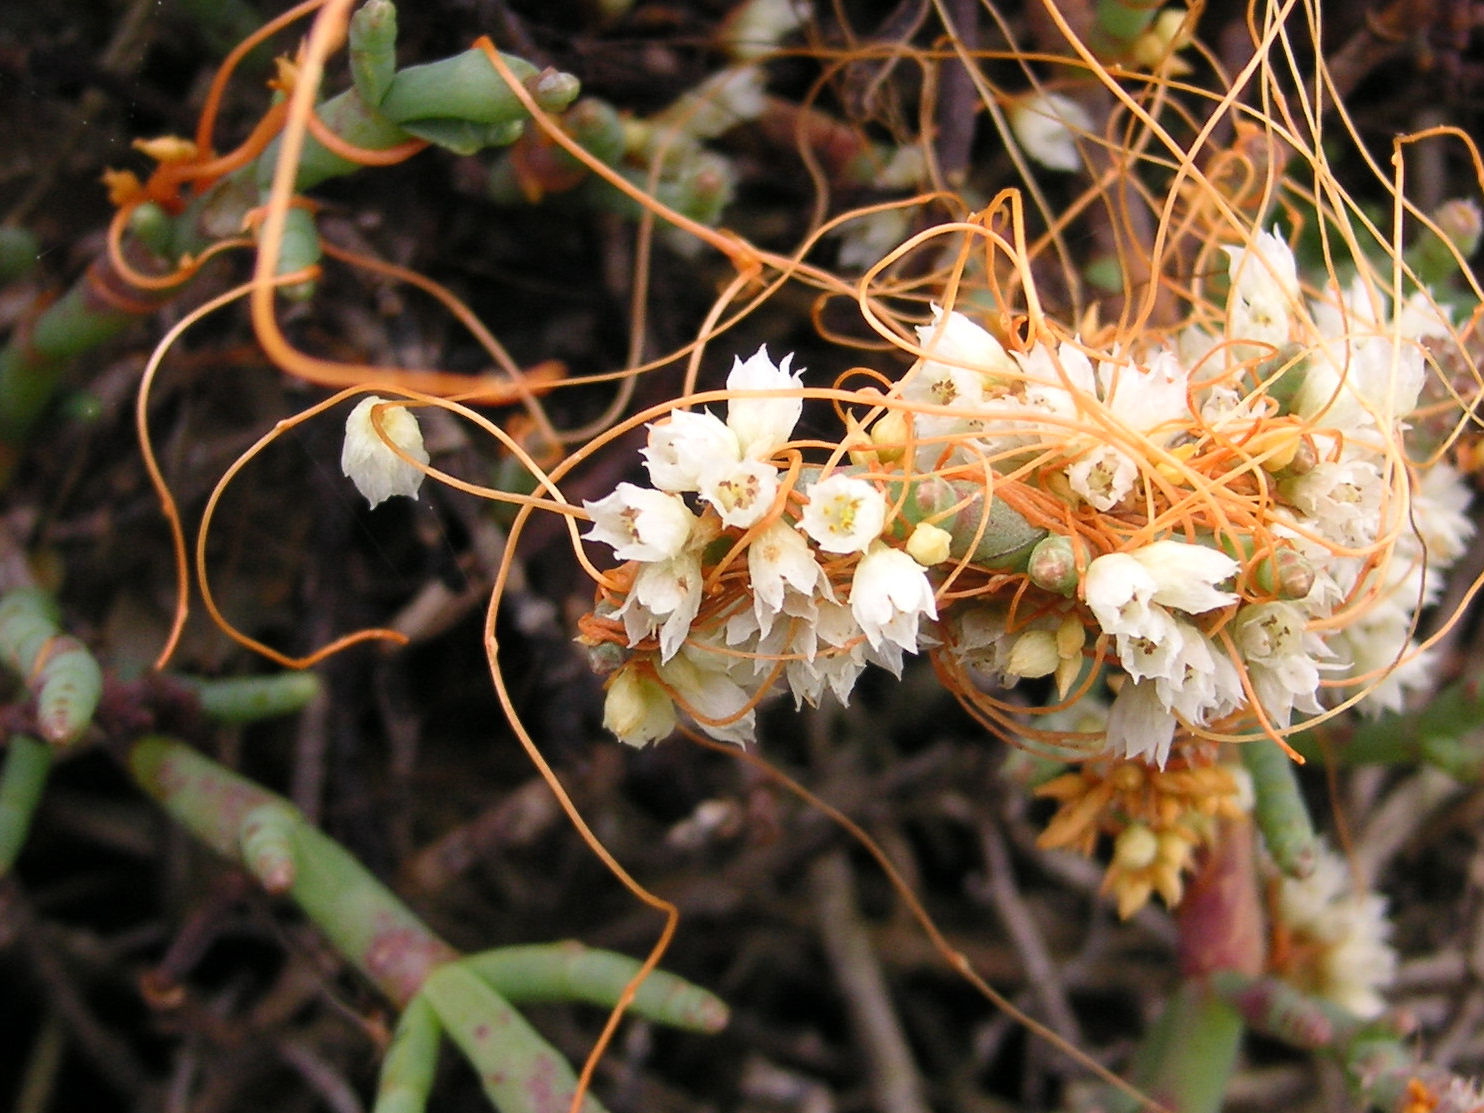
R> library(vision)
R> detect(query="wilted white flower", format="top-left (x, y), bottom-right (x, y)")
top-left (341, 396), bottom-right (430, 508)
top-left (800, 474), bottom-right (887, 553)
top-left (654, 69), bottom-right (766, 140)
top-left (721, 0), bottom-right (806, 60)
top-left (1009, 90), bottom-right (1094, 172)
top-left (656, 644), bottom-right (757, 745)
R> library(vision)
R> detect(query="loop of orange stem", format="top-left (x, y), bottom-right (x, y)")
top-left (245, 0), bottom-right (574, 401)
top-left (304, 108), bottom-right (430, 167)
top-left (194, 0), bottom-right (332, 158)
top-left (194, 388), bottom-right (413, 670)
top-left (136, 280), bottom-right (272, 671)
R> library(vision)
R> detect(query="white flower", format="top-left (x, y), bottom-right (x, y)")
top-left (1009, 90), bottom-right (1093, 172)
top-left (1283, 460), bottom-right (1384, 547)
top-left (800, 473), bottom-right (887, 553)
top-left (1083, 553), bottom-right (1160, 636)
top-left (584, 483), bottom-right (697, 562)
top-left (725, 347), bottom-right (804, 459)
top-left (1232, 602), bottom-right (1323, 725)
top-left (1106, 679), bottom-right (1178, 766)
top-left (642, 348), bottom-right (802, 522)
top-left (656, 644), bottom-right (757, 745)
top-left (618, 549), bottom-right (704, 661)
top-left (1154, 621), bottom-right (1245, 726)
top-left (644, 410), bottom-right (739, 492)
top-left (913, 306), bottom-right (1016, 384)
top-left (849, 542), bottom-right (937, 655)
top-left (1067, 447), bottom-right (1139, 512)
top-left (1224, 226), bottom-right (1299, 350)
top-left (699, 456), bottom-right (780, 529)
top-left (1058, 349), bottom-right (1194, 510)
top-left (340, 396), bottom-right (430, 507)
top-left (749, 519), bottom-right (831, 635)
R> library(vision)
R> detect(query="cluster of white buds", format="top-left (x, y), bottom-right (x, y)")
top-left (582, 349), bottom-right (938, 746)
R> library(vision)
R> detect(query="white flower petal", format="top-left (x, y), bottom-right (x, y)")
top-left (1130, 540), bottom-right (1239, 614)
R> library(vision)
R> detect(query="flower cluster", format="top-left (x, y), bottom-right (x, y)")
top-left (581, 228), bottom-right (1474, 775)
top-left (581, 349), bottom-right (939, 746)
top-left (924, 230), bottom-right (1473, 767)
top-left (1268, 840), bottom-right (1395, 1018)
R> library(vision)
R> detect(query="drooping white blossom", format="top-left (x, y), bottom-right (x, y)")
top-left (341, 396), bottom-right (430, 508)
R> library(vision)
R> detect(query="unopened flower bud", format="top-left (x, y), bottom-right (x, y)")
top-left (1007, 628), bottom-right (1059, 678)
top-left (906, 522), bottom-right (953, 566)
top-left (1132, 8), bottom-right (1194, 72)
top-left (603, 665), bottom-right (677, 747)
top-left (1435, 198), bottom-right (1483, 256)
top-left (1113, 824), bottom-right (1159, 872)
top-left (1248, 544), bottom-right (1315, 600)
top-left (1248, 422), bottom-right (1304, 473)
top-left (341, 396), bottom-right (430, 508)
top-left (870, 410), bottom-right (909, 464)
top-left (1027, 534), bottom-right (1078, 594)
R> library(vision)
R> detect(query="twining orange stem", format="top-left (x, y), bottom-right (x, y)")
top-left (195, 0), bottom-right (333, 161)
top-left (246, 0), bottom-right (566, 400)
top-left (304, 108), bottom-right (430, 166)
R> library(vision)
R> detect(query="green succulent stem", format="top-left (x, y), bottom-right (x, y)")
top-left (0, 736), bottom-right (52, 876)
top-left (125, 734), bottom-right (726, 1113)
top-left (1242, 738), bottom-right (1318, 878)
